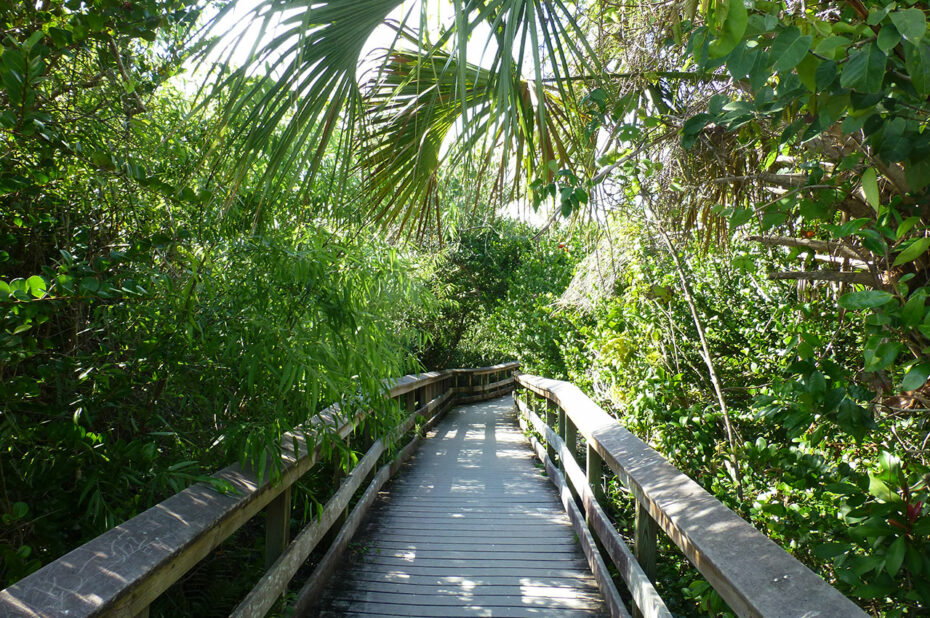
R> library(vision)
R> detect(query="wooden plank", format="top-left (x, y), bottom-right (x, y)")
top-left (333, 563), bottom-right (605, 579)
top-left (321, 589), bottom-right (605, 609)
top-left (337, 572), bottom-right (601, 588)
top-left (515, 374), bottom-right (867, 618)
top-left (319, 600), bottom-right (604, 618)
top-left (293, 464), bottom-right (393, 615)
top-left (323, 579), bottom-right (602, 598)
top-left (360, 539), bottom-right (582, 551)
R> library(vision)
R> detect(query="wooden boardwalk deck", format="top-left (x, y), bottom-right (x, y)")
top-left (315, 397), bottom-right (608, 617)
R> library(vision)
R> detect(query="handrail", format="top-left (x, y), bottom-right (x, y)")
top-left (0, 362), bottom-right (519, 618)
top-left (514, 372), bottom-right (867, 618)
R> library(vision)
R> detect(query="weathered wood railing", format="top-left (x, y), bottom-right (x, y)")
top-left (513, 372), bottom-right (868, 618)
top-left (0, 362), bottom-right (519, 618)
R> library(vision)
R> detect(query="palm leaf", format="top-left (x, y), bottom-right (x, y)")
top-left (196, 0), bottom-right (599, 234)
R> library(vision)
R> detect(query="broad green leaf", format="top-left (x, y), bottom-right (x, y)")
top-left (771, 27), bottom-right (812, 72)
top-left (729, 207), bottom-right (752, 227)
top-left (904, 41), bottom-right (930, 94)
top-left (885, 537), bottom-right (906, 577)
top-left (892, 237), bottom-right (930, 265)
top-left (26, 275), bottom-right (46, 298)
top-left (840, 43), bottom-right (888, 93)
top-left (709, 0), bottom-right (748, 59)
top-left (868, 474), bottom-right (900, 502)
top-left (869, 4), bottom-right (894, 25)
top-left (906, 155), bottom-right (930, 190)
top-left (862, 167), bottom-right (880, 209)
top-left (865, 341), bottom-right (901, 371)
top-left (815, 35), bottom-right (851, 59)
top-left (878, 25), bottom-right (902, 53)
top-left (838, 290), bottom-right (894, 309)
top-left (896, 216), bottom-right (921, 239)
top-left (890, 8), bottom-right (927, 43)
top-left (813, 542), bottom-right (851, 559)
top-left (726, 42), bottom-right (753, 79)
top-left (900, 362), bottom-right (930, 391)
top-left (796, 54), bottom-right (819, 90)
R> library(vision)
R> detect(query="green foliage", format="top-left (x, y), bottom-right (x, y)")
top-left (0, 1), bottom-right (426, 591)
top-left (551, 219), bottom-right (929, 613)
top-left (410, 219), bottom-right (580, 372)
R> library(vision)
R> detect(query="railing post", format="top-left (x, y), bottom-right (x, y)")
top-left (634, 502), bottom-right (659, 615)
top-left (545, 399), bottom-right (557, 463)
top-left (405, 390), bottom-right (415, 413)
top-left (586, 443), bottom-right (604, 526)
top-left (265, 486), bottom-right (292, 568)
top-left (565, 417), bottom-right (577, 466)
top-left (557, 407), bottom-right (566, 472)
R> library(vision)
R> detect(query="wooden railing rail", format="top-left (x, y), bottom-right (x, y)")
top-left (513, 372), bottom-right (867, 618)
top-left (0, 362), bottom-right (519, 618)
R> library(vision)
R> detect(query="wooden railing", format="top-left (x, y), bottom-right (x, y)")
top-left (513, 372), bottom-right (868, 618)
top-left (0, 362), bottom-right (519, 618)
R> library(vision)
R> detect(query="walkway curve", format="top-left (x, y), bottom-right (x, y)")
top-left (315, 396), bottom-right (608, 617)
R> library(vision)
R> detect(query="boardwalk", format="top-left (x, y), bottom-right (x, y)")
top-left (316, 397), bottom-right (608, 617)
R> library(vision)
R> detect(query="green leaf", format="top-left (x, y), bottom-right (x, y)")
top-left (865, 341), bottom-right (901, 371)
top-left (868, 474), bottom-right (900, 502)
top-left (904, 41), bottom-right (930, 94)
top-left (11, 502), bottom-right (28, 519)
top-left (815, 35), bottom-right (851, 59)
top-left (813, 542), bottom-right (851, 559)
top-left (709, 0), bottom-right (748, 59)
top-left (906, 155), bottom-right (930, 190)
top-left (886, 537), bottom-right (906, 577)
top-left (890, 8), bottom-right (927, 43)
top-left (896, 216), bottom-right (921, 239)
top-left (815, 60), bottom-right (838, 89)
top-left (771, 27), bottom-right (813, 72)
top-left (900, 362), bottom-right (930, 391)
top-left (840, 43), bottom-right (888, 93)
top-left (862, 167), bottom-right (880, 209)
top-left (893, 237), bottom-right (930, 266)
top-left (838, 290), bottom-right (894, 310)
top-left (729, 207), bottom-right (752, 228)
top-left (878, 25), bottom-right (902, 53)
top-left (25, 275), bottom-right (47, 298)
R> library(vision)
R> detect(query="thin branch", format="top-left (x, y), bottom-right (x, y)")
top-left (767, 271), bottom-right (876, 286)
top-left (747, 234), bottom-right (871, 261)
top-left (711, 173), bottom-right (809, 188)
top-left (645, 204), bottom-right (746, 502)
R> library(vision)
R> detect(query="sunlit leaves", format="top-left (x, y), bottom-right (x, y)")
top-left (890, 9), bottom-right (927, 43)
top-left (838, 291), bottom-right (895, 310)
top-left (708, 0), bottom-right (747, 59)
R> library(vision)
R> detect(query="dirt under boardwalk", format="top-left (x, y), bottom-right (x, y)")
top-left (316, 396), bottom-right (608, 617)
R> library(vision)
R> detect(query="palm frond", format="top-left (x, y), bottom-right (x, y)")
top-left (196, 0), bottom-right (599, 234)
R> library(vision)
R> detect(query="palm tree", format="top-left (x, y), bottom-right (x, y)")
top-left (197, 0), bottom-right (602, 237)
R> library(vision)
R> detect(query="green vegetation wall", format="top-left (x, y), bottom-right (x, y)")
top-left (0, 1), bottom-right (426, 587)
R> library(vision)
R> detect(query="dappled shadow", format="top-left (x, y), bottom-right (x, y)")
top-left (316, 396), bottom-right (608, 616)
